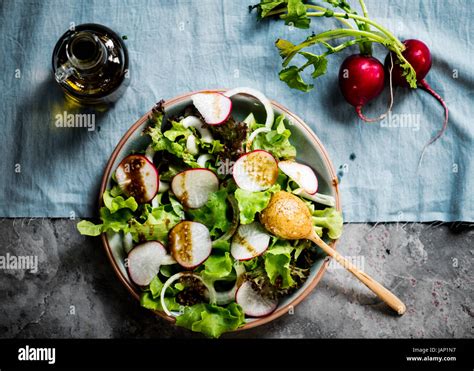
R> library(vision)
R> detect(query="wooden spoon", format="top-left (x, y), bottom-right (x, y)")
top-left (260, 191), bottom-right (406, 315)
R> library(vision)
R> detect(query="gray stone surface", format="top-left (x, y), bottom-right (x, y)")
top-left (0, 219), bottom-right (472, 338)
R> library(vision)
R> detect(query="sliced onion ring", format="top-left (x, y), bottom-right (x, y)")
top-left (224, 87), bottom-right (274, 129)
top-left (145, 144), bottom-right (155, 162)
top-left (182, 116), bottom-right (214, 143)
top-left (197, 154), bottom-right (214, 168)
top-left (246, 127), bottom-right (271, 151)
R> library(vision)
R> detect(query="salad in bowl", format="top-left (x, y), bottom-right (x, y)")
top-left (78, 87), bottom-right (342, 338)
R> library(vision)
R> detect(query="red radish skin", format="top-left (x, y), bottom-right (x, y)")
top-left (386, 39), bottom-right (448, 162)
top-left (115, 154), bottom-right (159, 204)
top-left (338, 54), bottom-right (385, 122)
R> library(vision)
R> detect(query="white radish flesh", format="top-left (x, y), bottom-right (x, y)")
top-left (235, 281), bottom-right (278, 317)
top-left (115, 154), bottom-right (159, 203)
top-left (169, 221), bottom-right (212, 269)
top-left (171, 168), bottom-right (219, 209)
top-left (224, 87), bottom-right (274, 129)
top-left (181, 116), bottom-right (214, 143)
top-left (231, 222), bottom-right (270, 261)
top-left (191, 93), bottom-right (232, 125)
top-left (278, 160), bottom-right (318, 195)
top-left (233, 150), bottom-right (278, 192)
top-left (127, 241), bottom-right (167, 286)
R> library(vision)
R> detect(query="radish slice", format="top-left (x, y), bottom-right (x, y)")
top-left (278, 160), bottom-right (318, 195)
top-left (231, 222), bottom-right (270, 261)
top-left (197, 154), bottom-right (214, 168)
top-left (171, 168), bottom-right (218, 208)
top-left (169, 221), bottom-right (212, 268)
top-left (181, 116), bottom-right (214, 143)
top-left (224, 87), bottom-right (274, 129)
top-left (160, 272), bottom-right (215, 316)
top-left (233, 150), bottom-right (278, 192)
top-left (127, 241), bottom-right (167, 286)
top-left (191, 93), bottom-right (232, 125)
top-left (235, 281), bottom-right (278, 317)
top-left (115, 154), bottom-right (159, 203)
top-left (293, 188), bottom-right (335, 207)
top-left (186, 134), bottom-right (199, 155)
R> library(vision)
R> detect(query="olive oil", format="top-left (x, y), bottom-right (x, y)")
top-left (52, 23), bottom-right (129, 105)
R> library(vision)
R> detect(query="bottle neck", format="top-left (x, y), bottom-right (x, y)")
top-left (66, 32), bottom-right (107, 72)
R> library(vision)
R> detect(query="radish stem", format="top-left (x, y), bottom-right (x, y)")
top-left (417, 79), bottom-right (449, 167)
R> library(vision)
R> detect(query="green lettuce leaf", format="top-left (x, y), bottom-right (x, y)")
top-left (175, 303), bottom-right (245, 338)
top-left (235, 184), bottom-right (280, 224)
top-left (77, 220), bottom-right (103, 236)
top-left (251, 115), bottom-right (296, 159)
top-left (312, 207), bottom-right (343, 240)
top-left (103, 190), bottom-right (138, 214)
top-left (211, 239), bottom-right (231, 252)
top-left (77, 190), bottom-right (138, 236)
top-left (201, 252), bottom-right (233, 282)
top-left (140, 292), bottom-right (181, 312)
top-left (129, 204), bottom-right (182, 243)
top-left (146, 120), bottom-right (199, 168)
top-left (263, 240), bottom-right (295, 288)
top-left (187, 189), bottom-right (230, 237)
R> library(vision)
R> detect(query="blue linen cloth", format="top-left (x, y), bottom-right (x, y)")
top-left (0, 0), bottom-right (472, 221)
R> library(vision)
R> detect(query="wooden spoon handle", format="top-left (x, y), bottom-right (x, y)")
top-left (309, 232), bottom-right (406, 315)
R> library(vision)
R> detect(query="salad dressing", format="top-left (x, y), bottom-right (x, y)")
top-left (123, 157), bottom-right (147, 203)
top-left (234, 233), bottom-right (257, 256)
top-left (242, 152), bottom-right (278, 187)
top-left (170, 222), bottom-right (193, 264)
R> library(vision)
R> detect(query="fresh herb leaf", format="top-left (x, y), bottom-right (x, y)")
top-left (280, 0), bottom-right (310, 29)
top-left (299, 51), bottom-right (328, 78)
top-left (257, 0), bottom-right (286, 18)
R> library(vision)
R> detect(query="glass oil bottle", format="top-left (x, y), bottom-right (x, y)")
top-left (52, 23), bottom-right (129, 105)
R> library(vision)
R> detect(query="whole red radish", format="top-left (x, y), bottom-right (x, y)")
top-left (385, 39), bottom-right (448, 162)
top-left (338, 54), bottom-right (385, 122)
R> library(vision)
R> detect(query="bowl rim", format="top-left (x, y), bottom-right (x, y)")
top-left (99, 89), bottom-right (341, 332)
